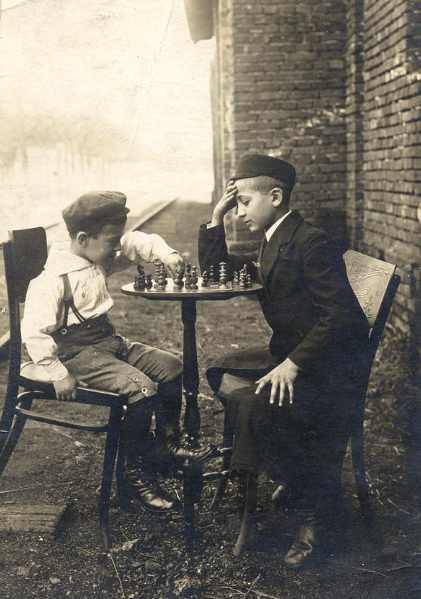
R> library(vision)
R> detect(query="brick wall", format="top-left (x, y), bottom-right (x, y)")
top-left (359, 0), bottom-right (421, 344)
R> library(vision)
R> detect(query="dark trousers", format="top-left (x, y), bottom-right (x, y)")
top-left (209, 367), bottom-right (353, 506)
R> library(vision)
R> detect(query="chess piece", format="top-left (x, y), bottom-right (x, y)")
top-left (247, 274), bottom-right (252, 287)
top-left (145, 274), bottom-right (153, 290)
top-left (134, 264), bottom-right (146, 290)
top-left (160, 263), bottom-right (168, 288)
top-left (154, 263), bottom-right (161, 289)
top-left (219, 262), bottom-right (228, 289)
top-left (185, 263), bottom-right (192, 289)
top-left (173, 271), bottom-right (184, 291)
top-left (191, 265), bottom-right (198, 290)
top-left (233, 271), bottom-right (239, 286)
top-left (239, 272), bottom-right (246, 288)
top-left (156, 265), bottom-right (166, 291)
top-left (201, 271), bottom-right (209, 287)
top-left (209, 265), bottom-right (215, 285)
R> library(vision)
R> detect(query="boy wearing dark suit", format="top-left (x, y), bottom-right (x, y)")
top-left (198, 155), bottom-right (369, 567)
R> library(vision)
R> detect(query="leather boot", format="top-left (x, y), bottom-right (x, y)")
top-left (163, 433), bottom-right (216, 463)
top-left (284, 503), bottom-right (327, 569)
top-left (124, 455), bottom-right (180, 513)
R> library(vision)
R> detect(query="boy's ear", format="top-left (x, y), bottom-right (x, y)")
top-left (271, 187), bottom-right (283, 207)
top-left (76, 232), bottom-right (90, 247)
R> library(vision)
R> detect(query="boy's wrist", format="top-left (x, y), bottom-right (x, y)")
top-left (211, 211), bottom-right (225, 227)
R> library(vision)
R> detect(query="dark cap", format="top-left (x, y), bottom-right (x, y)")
top-left (231, 154), bottom-right (296, 189)
top-left (62, 191), bottom-right (130, 229)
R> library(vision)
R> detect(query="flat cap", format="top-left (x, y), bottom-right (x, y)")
top-left (62, 191), bottom-right (130, 229)
top-left (231, 154), bottom-right (296, 189)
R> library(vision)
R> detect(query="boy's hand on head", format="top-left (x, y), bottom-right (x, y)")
top-left (164, 253), bottom-right (185, 279)
top-left (54, 374), bottom-right (78, 401)
top-left (255, 358), bottom-right (300, 407)
top-left (211, 181), bottom-right (238, 227)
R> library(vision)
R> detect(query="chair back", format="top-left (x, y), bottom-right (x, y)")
top-left (3, 228), bottom-right (48, 362)
top-left (344, 250), bottom-right (400, 365)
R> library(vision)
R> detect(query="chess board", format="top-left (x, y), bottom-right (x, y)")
top-left (121, 277), bottom-right (262, 300)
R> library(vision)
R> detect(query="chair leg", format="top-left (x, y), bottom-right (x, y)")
top-left (0, 393), bottom-right (33, 479)
top-left (115, 437), bottom-right (131, 510)
top-left (233, 470), bottom-right (258, 557)
top-left (183, 461), bottom-right (203, 555)
top-left (99, 405), bottom-right (123, 552)
top-left (0, 379), bottom-right (22, 453)
top-left (351, 430), bottom-right (374, 527)
top-left (210, 410), bottom-right (233, 511)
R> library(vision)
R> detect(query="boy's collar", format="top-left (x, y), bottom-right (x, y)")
top-left (265, 210), bottom-right (293, 241)
top-left (265, 209), bottom-right (303, 247)
top-left (44, 241), bottom-right (95, 276)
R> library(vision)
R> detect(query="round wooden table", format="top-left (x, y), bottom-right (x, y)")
top-left (121, 278), bottom-right (262, 441)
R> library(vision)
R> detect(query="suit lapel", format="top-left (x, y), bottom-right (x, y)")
top-left (256, 237), bottom-right (267, 287)
top-left (261, 210), bottom-right (303, 282)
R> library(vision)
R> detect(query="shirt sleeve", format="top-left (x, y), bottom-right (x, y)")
top-left (108, 231), bottom-right (177, 274)
top-left (21, 271), bottom-right (70, 381)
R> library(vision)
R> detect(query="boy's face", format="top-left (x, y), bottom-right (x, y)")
top-left (235, 179), bottom-right (279, 233)
top-left (80, 222), bottom-right (125, 266)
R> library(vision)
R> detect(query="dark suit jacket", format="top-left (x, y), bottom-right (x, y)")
top-left (198, 210), bottom-right (369, 387)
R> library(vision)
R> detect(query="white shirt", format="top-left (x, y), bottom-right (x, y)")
top-left (265, 211), bottom-right (292, 241)
top-left (21, 231), bottom-right (176, 382)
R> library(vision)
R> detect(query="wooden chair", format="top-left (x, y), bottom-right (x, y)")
top-left (0, 227), bottom-right (209, 553)
top-left (0, 227), bottom-right (128, 551)
top-left (208, 249), bottom-right (400, 555)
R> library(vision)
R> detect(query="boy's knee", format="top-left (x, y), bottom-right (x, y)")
top-left (158, 354), bottom-right (183, 383)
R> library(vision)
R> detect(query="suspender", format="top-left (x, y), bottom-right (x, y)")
top-left (60, 273), bottom-right (87, 335)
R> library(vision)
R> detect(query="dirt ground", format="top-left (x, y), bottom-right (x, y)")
top-left (0, 210), bottom-right (420, 599)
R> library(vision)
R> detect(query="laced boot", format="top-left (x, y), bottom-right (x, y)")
top-left (163, 433), bottom-right (216, 464)
top-left (124, 455), bottom-right (180, 513)
top-left (284, 501), bottom-right (327, 569)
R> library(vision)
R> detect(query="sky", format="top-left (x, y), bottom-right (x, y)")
top-left (0, 0), bottom-right (215, 234)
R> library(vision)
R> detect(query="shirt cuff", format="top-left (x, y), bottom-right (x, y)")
top-left (41, 359), bottom-right (70, 382)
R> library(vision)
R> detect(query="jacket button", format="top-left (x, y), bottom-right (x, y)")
top-left (133, 376), bottom-right (139, 382)
top-left (141, 387), bottom-right (148, 394)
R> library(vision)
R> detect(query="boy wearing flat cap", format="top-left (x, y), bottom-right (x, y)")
top-left (22, 191), bottom-right (213, 514)
top-left (198, 155), bottom-right (369, 567)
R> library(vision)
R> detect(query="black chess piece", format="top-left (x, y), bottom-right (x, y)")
top-left (209, 265), bottom-right (215, 285)
top-left (173, 271), bottom-right (184, 291)
top-left (160, 263), bottom-right (168, 288)
top-left (145, 274), bottom-right (153, 290)
top-left (156, 264), bottom-right (166, 291)
top-left (191, 265), bottom-right (198, 290)
top-left (201, 271), bottom-right (209, 287)
top-left (154, 263), bottom-right (161, 289)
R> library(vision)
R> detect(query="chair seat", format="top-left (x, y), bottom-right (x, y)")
top-left (19, 361), bottom-right (124, 407)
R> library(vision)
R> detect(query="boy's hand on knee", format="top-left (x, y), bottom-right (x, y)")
top-left (163, 253), bottom-right (185, 278)
top-left (211, 181), bottom-right (238, 226)
top-left (255, 358), bottom-right (300, 407)
top-left (54, 374), bottom-right (78, 401)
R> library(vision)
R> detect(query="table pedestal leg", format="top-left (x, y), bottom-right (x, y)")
top-left (181, 299), bottom-right (200, 442)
